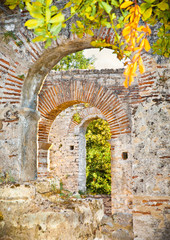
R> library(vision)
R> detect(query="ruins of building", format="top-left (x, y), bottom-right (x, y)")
top-left (0, 3), bottom-right (169, 240)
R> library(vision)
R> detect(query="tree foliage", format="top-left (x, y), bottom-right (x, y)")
top-left (4, 0), bottom-right (170, 87)
top-left (53, 51), bottom-right (95, 71)
top-left (86, 119), bottom-right (111, 194)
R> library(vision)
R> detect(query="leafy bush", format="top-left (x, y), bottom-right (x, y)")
top-left (86, 119), bottom-right (111, 194)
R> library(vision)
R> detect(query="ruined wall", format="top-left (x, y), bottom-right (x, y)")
top-left (0, 5), bottom-right (170, 240)
top-left (131, 78), bottom-right (170, 240)
top-left (49, 104), bottom-right (82, 192)
top-left (0, 182), bottom-right (105, 240)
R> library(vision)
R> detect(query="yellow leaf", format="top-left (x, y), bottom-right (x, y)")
top-left (32, 36), bottom-right (46, 42)
top-left (138, 56), bottom-right (145, 74)
top-left (132, 37), bottom-right (136, 48)
top-left (139, 38), bottom-right (145, 49)
top-left (50, 12), bottom-right (64, 24)
top-left (87, 29), bottom-right (94, 36)
top-left (77, 32), bottom-right (83, 38)
top-left (130, 6), bottom-right (135, 13)
top-left (146, 24), bottom-right (151, 35)
top-left (9, 4), bottom-right (17, 10)
top-left (124, 14), bottom-right (131, 22)
top-left (132, 52), bottom-right (140, 62)
top-left (122, 26), bottom-right (131, 37)
top-left (25, 19), bottom-right (39, 29)
top-left (131, 61), bottom-right (137, 75)
top-left (130, 13), bottom-right (134, 22)
top-left (123, 76), bottom-right (128, 88)
top-left (142, 7), bottom-right (152, 21)
top-left (76, 21), bottom-right (84, 28)
top-left (64, 2), bottom-right (72, 9)
top-left (137, 33), bottom-right (145, 43)
top-left (46, 0), bottom-right (52, 7)
top-left (137, 26), bottom-right (145, 32)
top-left (120, 1), bottom-right (134, 9)
top-left (124, 64), bottom-right (131, 76)
top-left (129, 75), bottom-right (134, 86)
top-left (144, 38), bottom-right (151, 52)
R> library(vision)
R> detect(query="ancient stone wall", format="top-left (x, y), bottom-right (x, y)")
top-left (0, 182), bottom-right (106, 240)
top-left (0, 5), bottom-right (170, 240)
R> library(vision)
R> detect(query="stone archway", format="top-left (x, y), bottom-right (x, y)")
top-left (37, 74), bottom-right (132, 216)
top-left (73, 111), bottom-right (106, 193)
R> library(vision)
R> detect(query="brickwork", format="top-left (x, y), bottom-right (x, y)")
top-left (0, 7), bottom-right (170, 240)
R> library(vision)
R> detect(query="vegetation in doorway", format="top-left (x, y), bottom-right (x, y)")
top-left (86, 119), bottom-right (111, 194)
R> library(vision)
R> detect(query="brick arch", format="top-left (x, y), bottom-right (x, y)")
top-left (38, 80), bottom-right (130, 141)
top-left (68, 107), bottom-right (104, 133)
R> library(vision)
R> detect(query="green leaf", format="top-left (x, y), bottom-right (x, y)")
top-left (99, 1), bottom-right (112, 14)
top-left (157, 2), bottom-right (169, 10)
top-left (34, 28), bottom-right (46, 36)
top-left (46, 8), bottom-right (51, 23)
top-left (45, 38), bottom-right (52, 48)
top-left (144, 0), bottom-right (155, 3)
top-left (91, 5), bottom-right (96, 16)
top-left (140, 3), bottom-right (151, 14)
top-left (50, 12), bottom-right (65, 24)
top-left (142, 7), bottom-right (152, 21)
top-left (111, 0), bottom-right (119, 7)
top-left (50, 23), bottom-right (62, 35)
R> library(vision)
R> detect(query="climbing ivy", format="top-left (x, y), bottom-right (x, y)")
top-left (4, 0), bottom-right (170, 87)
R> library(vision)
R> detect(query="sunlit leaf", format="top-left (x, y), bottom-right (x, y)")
top-left (46, 8), bottom-right (51, 23)
top-left (157, 2), bottom-right (169, 11)
top-left (131, 61), bottom-right (137, 74)
top-left (64, 2), bottom-right (72, 9)
top-left (123, 76), bottom-right (128, 88)
top-left (34, 28), bottom-right (46, 36)
top-left (99, 1), bottom-right (112, 14)
top-left (45, 38), bottom-right (52, 48)
top-left (138, 56), bottom-right (145, 74)
top-left (142, 7), bottom-right (152, 21)
top-left (32, 35), bottom-right (46, 42)
top-left (111, 0), bottom-right (119, 7)
top-left (120, 1), bottom-right (134, 9)
top-left (25, 19), bottom-right (39, 29)
top-left (46, 0), bottom-right (52, 7)
top-left (129, 75), bottom-right (134, 85)
top-left (144, 38), bottom-right (151, 51)
top-left (50, 23), bottom-right (62, 35)
top-left (76, 21), bottom-right (84, 29)
top-left (50, 12), bottom-right (65, 24)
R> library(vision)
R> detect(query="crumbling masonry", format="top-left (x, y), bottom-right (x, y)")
top-left (0, 5), bottom-right (170, 240)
